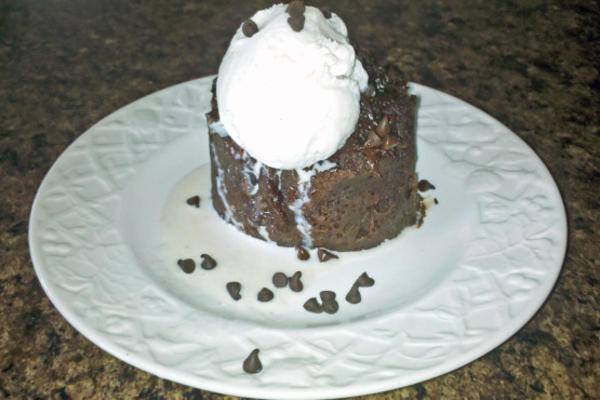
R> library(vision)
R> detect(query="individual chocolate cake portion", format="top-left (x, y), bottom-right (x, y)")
top-left (206, 48), bottom-right (420, 251)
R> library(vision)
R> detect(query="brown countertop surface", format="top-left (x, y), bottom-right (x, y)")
top-left (1, 0), bottom-right (598, 398)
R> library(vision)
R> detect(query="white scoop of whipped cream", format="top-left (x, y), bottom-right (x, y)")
top-left (216, 4), bottom-right (369, 170)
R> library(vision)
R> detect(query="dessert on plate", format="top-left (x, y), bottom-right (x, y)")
top-left (206, 2), bottom-right (421, 251)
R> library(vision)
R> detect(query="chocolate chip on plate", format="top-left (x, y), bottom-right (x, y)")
top-left (323, 299), bottom-right (339, 314)
top-left (226, 281), bottom-right (242, 301)
top-left (243, 349), bottom-right (262, 374)
top-left (345, 283), bottom-right (361, 304)
top-left (295, 245), bottom-right (310, 260)
top-left (200, 254), bottom-right (217, 270)
top-left (177, 258), bottom-right (195, 274)
top-left (356, 272), bottom-right (375, 287)
top-left (434, 198), bottom-right (439, 204)
top-left (242, 19), bottom-right (259, 37)
top-left (303, 297), bottom-right (323, 313)
top-left (289, 271), bottom-right (303, 292)
top-left (347, 273), bottom-right (375, 305)
top-left (272, 272), bottom-right (288, 288)
top-left (320, 290), bottom-right (336, 302)
top-left (288, 14), bottom-right (305, 32)
top-left (257, 287), bottom-right (274, 302)
top-left (418, 179), bottom-right (436, 192)
top-left (317, 249), bottom-right (339, 262)
top-left (185, 195), bottom-right (201, 208)
top-left (320, 290), bottom-right (339, 314)
top-left (286, 0), bottom-right (305, 16)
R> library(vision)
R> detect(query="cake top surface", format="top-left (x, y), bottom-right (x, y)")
top-left (216, 3), bottom-right (368, 170)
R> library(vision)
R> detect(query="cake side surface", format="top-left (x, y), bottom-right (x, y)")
top-left (207, 49), bottom-right (420, 251)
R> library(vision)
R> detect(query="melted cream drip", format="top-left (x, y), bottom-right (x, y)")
top-left (210, 142), bottom-right (244, 230)
top-left (289, 168), bottom-right (316, 248)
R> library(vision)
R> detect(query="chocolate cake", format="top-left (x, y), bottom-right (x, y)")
top-left (206, 48), bottom-right (420, 251)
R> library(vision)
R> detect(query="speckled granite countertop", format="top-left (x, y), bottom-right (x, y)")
top-left (1, 0), bottom-right (598, 398)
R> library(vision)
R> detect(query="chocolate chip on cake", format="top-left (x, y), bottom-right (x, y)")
top-left (177, 258), bottom-right (195, 274)
top-left (320, 7), bottom-right (332, 19)
top-left (434, 198), bottom-right (439, 205)
top-left (200, 254), bottom-right (217, 270)
top-left (364, 130), bottom-right (383, 148)
top-left (303, 297), bottom-right (323, 313)
top-left (418, 179), bottom-right (436, 192)
top-left (242, 19), bottom-right (259, 37)
top-left (258, 287), bottom-right (274, 302)
top-left (286, 0), bottom-right (305, 16)
top-left (317, 249), bottom-right (339, 262)
top-left (243, 349), bottom-right (262, 374)
top-left (272, 272), bottom-right (288, 288)
top-left (382, 134), bottom-right (400, 150)
top-left (375, 115), bottom-right (390, 137)
top-left (356, 272), bottom-right (375, 287)
top-left (226, 281), bottom-right (242, 300)
top-left (288, 14), bottom-right (305, 32)
top-left (289, 271), bottom-right (303, 292)
top-left (295, 245), bottom-right (310, 260)
top-left (345, 283), bottom-right (361, 304)
top-left (186, 195), bottom-right (201, 208)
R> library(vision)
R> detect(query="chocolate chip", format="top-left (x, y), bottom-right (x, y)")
top-left (243, 349), bottom-right (262, 374)
top-left (226, 281), bottom-right (242, 300)
top-left (320, 290), bottom-right (336, 302)
top-left (434, 198), bottom-right (439, 204)
top-left (320, 291), bottom-right (339, 314)
top-left (242, 19), bottom-right (258, 37)
top-left (320, 7), bottom-right (332, 19)
top-left (289, 271), bottom-right (303, 292)
top-left (375, 115), bottom-right (390, 137)
top-left (295, 245), bottom-right (310, 260)
top-left (200, 254), bottom-right (217, 270)
top-left (347, 274), bottom-right (374, 304)
top-left (288, 14), bottom-right (305, 32)
top-left (345, 283), bottom-right (361, 304)
top-left (303, 297), bottom-right (323, 313)
top-left (186, 195), bottom-right (201, 208)
top-left (364, 130), bottom-right (383, 148)
top-left (286, 0), bottom-right (305, 16)
top-left (323, 300), bottom-right (338, 313)
top-left (317, 249), bottom-right (339, 262)
top-left (323, 300), bottom-right (339, 314)
top-left (356, 272), bottom-right (375, 287)
top-left (177, 258), bottom-right (195, 274)
top-left (382, 134), bottom-right (400, 150)
top-left (272, 272), bottom-right (288, 288)
top-left (257, 287), bottom-right (274, 302)
top-left (418, 179), bottom-right (436, 192)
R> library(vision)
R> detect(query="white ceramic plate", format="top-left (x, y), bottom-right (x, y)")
top-left (29, 76), bottom-right (567, 399)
